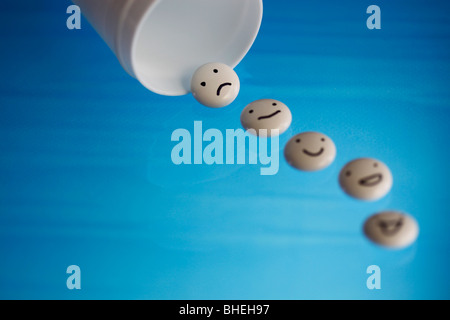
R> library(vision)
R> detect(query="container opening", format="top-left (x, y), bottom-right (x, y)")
top-left (131, 0), bottom-right (262, 96)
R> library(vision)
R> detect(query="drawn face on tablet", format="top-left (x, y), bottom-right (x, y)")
top-left (240, 99), bottom-right (292, 137)
top-left (284, 132), bottom-right (336, 171)
top-left (363, 211), bottom-right (419, 249)
top-left (339, 158), bottom-right (393, 201)
top-left (191, 62), bottom-right (240, 108)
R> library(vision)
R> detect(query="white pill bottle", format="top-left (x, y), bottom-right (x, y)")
top-left (72, 0), bottom-right (263, 96)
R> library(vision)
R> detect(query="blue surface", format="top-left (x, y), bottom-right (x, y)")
top-left (0, 0), bottom-right (449, 299)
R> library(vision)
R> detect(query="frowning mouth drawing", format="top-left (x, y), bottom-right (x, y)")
top-left (216, 82), bottom-right (232, 96)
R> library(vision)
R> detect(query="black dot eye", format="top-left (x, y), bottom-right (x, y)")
top-left (374, 163), bottom-right (378, 167)
top-left (272, 103), bottom-right (277, 106)
top-left (296, 139), bottom-right (301, 143)
top-left (249, 109), bottom-right (254, 113)
top-left (213, 69), bottom-right (218, 73)
top-left (201, 82), bottom-right (206, 87)
top-left (321, 138), bottom-right (325, 142)
top-left (346, 171), bottom-right (351, 177)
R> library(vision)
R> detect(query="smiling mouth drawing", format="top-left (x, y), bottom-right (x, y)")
top-left (303, 148), bottom-right (324, 157)
top-left (217, 82), bottom-right (232, 96)
top-left (257, 110), bottom-right (281, 120)
top-left (359, 173), bottom-right (382, 186)
top-left (378, 218), bottom-right (403, 236)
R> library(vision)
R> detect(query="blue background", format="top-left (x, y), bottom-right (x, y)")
top-left (0, 0), bottom-right (449, 299)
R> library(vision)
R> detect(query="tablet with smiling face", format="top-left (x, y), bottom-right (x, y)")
top-left (339, 158), bottom-right (393, 201)
top-left (363, 211), bottom-right (419, 249)
top-left (240, 99), bottom-right (292, 137)
top-left (284, 132), bottom-right (337, 171)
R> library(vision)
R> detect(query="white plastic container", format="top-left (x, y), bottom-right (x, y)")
top-left (72, 0), bottom-right (263, 96)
